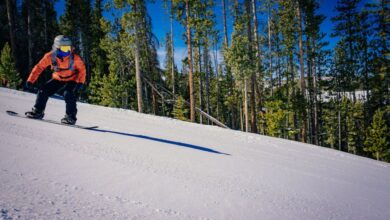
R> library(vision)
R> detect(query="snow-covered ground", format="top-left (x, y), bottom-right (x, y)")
top-left (1, 87), bottom-right (389, 220)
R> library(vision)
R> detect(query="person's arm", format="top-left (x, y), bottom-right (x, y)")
top-left (75, 55), bottom-right (86, 84)
top-left (27, 52), bottom-right (52, 83)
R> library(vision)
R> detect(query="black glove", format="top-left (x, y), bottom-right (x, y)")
top-left (73, 83), bottom-right (85, 94)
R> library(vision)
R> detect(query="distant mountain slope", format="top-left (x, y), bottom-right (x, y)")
top-left (1, 88), bottom-right (389, 220)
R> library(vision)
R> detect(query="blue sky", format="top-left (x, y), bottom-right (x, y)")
top-left (54, 0), bottom-right (342, 70)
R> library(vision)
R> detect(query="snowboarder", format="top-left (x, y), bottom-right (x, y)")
top-left (25, 35), bottom-right (86, 125)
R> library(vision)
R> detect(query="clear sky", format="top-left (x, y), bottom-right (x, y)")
top-left (54, 0), bottom-right (345, 70)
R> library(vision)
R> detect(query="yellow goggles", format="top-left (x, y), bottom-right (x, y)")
top-left (59, 46), bottom-right (71, 52)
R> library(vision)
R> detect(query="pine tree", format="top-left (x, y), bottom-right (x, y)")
top-left (248, 0), bottom-right (258, 133)
top-left (323, 100), bottom-right (338, 149)
top-left (5, 0), bottom-right (18, 72)
top-left (366, 0), bottom-right (389, 110)
top-left (89, 0), bottom-right (107, 93)
top-left (264, 100), bottom-right (286, 137)
top-left (0, 42), bottom-right (21, 89)
top-left (22, 0), bottom-right (59, 84)
top-left (315, 46), bottom-right (332, 146)
top-left (296, 0), bottom-right (307, 142)
top-left (170, 0), bottom-right (197, 122)
top-left (364, 108), bottom-right (389, 161)
top-left (99, 71), bottom-right (120, 107)
top-left (172, 95), bottom-right (189, 121)
top-left (88, 70), bottom-right (104, 104)
top-left (303, 0), bottom-right (327, 145)
top-left (60, 0), bottom-right (92, 84)
top-left (88, 14), bottom-right (113, 105)
top-left (107, 0), bottom-right (160, 114)
top-left (279, 0), bottom-right (299, 140)
top-left (164, 32), bottom-right (178, 95)
top-left (225, 0), bottom-right (255, 132)
top-left (221, 0), bottom-right (238, 129)
top-left (339, 97), bottom-right (350, 151)
top-left (190, 0), bottom-right (215, 124)
top-left (88, 12), bottom-right (135, 109)
top-left (331, 0), bottom-right (361, 94)
top-left (347, 101), bottom-right (365, 155)
top-left (129, 0), bottom-right (144, 113)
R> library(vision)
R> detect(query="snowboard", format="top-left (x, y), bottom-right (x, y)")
top-left (6, 110), bottom-right (98, 130)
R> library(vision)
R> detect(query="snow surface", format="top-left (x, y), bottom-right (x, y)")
top-left (1, 87), bottom-right (390, 220)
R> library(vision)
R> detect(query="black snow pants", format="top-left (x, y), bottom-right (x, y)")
top-left (34, 79), bottom-right (78, 117)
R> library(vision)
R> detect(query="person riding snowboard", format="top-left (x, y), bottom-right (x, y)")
top-left (25, 35), bottom-right (86, 125)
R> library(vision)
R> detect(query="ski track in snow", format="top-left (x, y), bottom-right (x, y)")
top-left (1, 88), bottom-right (390, 220)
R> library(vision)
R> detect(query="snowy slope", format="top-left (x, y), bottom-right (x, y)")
top-left (1, 87), bottom-right (390, 220)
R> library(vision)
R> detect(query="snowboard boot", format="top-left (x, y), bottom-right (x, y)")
top-left (25, 108), bottom-right (44, 119)
top-left (61, 114), bottom-right (77, 125)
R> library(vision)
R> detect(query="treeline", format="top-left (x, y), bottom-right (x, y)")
top-left (1, 0), bottom-right (389, 162)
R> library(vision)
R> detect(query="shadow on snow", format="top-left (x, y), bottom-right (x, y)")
top-left (91, 128), bottom-right (231, 156)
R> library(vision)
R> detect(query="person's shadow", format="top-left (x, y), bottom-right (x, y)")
top-left (91, 128), bottom-right (231, 156)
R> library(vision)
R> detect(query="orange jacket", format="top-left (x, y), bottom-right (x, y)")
top-left (27, 51), bottom-right (86, 84)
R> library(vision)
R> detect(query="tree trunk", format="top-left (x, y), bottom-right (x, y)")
top-left (5, 0), bottom-right (18, 70)
top-left (152, 88), bottom-right (157, 115)
top-left (246, 0), bottom-right (257, 133)
top-left (251, 0), bottom-right (260, 133)
top-left (312, 38), bottom-right (319, 145)
top-left (267, 0), bottom-right (273, 96)
top-left (204, 43), bottom-right (211, 124)
top-left (338, 93), bottom-right (342, 151)
top-left (222, 0), bottom-right (235, 129)
top-left (297, 3), bottom-right (305, 94)
top-left (240, 101), bottom-right (244, 131)
top-left (363, 36), bottom-right (370, 128)
top-left (222, 0), bottom-right (229, 47)
top-left (244, 78), bottom-right (249, 132)
top-left (276, 37), bottom-right (282, 87)
top-left (134, 4), bottom-right (143, 113)
top-left (42, 0), bottom-right (48, 48)
top-left (214, 43), bottom-right (220, 119)
top-left (297, 3), bottom-right (306, 142)
top-left (170, 15), bottom-right (175, 95)
top-left (197, 43), bottom-right (203, 124)
top-left (186, 0), bottom-right (195, 122)
top-left (27, 0), bottom-right (33, 72)
top-left (289, 54), bottom-right (298, 141)
top-left (79, 30), bottom-right (85, 60)
top-left (306, 37), bottom-right (313, 143)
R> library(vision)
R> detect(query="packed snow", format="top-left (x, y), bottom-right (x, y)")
top-left (1, 87), bottom-right (389, 220)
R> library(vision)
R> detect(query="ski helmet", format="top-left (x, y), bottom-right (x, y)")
top-left (53, 35), bottom-right (72, 50)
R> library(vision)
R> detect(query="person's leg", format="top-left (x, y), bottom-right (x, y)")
top-left (34, 79), bottom-right (64, 112)
top-left (63, 82), bottom-right (77, 121)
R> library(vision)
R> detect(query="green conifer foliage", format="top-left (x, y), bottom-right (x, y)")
top-left (323, 100), bottom-right (338, 149)
top-left (347, 101), bottom-right (365, 155)
top-left (88, 71), bottom-right (104, 104)
top-left (172, 95), bottom-right (189, 121)
top-left (99, 71), bottom-right (123, 108)
top-left (0, 43), bottom-right (21, 89)
top-left (225, 1), bottom-right (254, 82)
top-left (164, 32), bottom-right (178, 94)
top-left (264, 100), bottom-right (286, 137)
top-left (364, 108), bottom-right (389, 161)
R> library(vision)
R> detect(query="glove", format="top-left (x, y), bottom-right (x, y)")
top-left (73, 83), bottom-right (85, 94)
